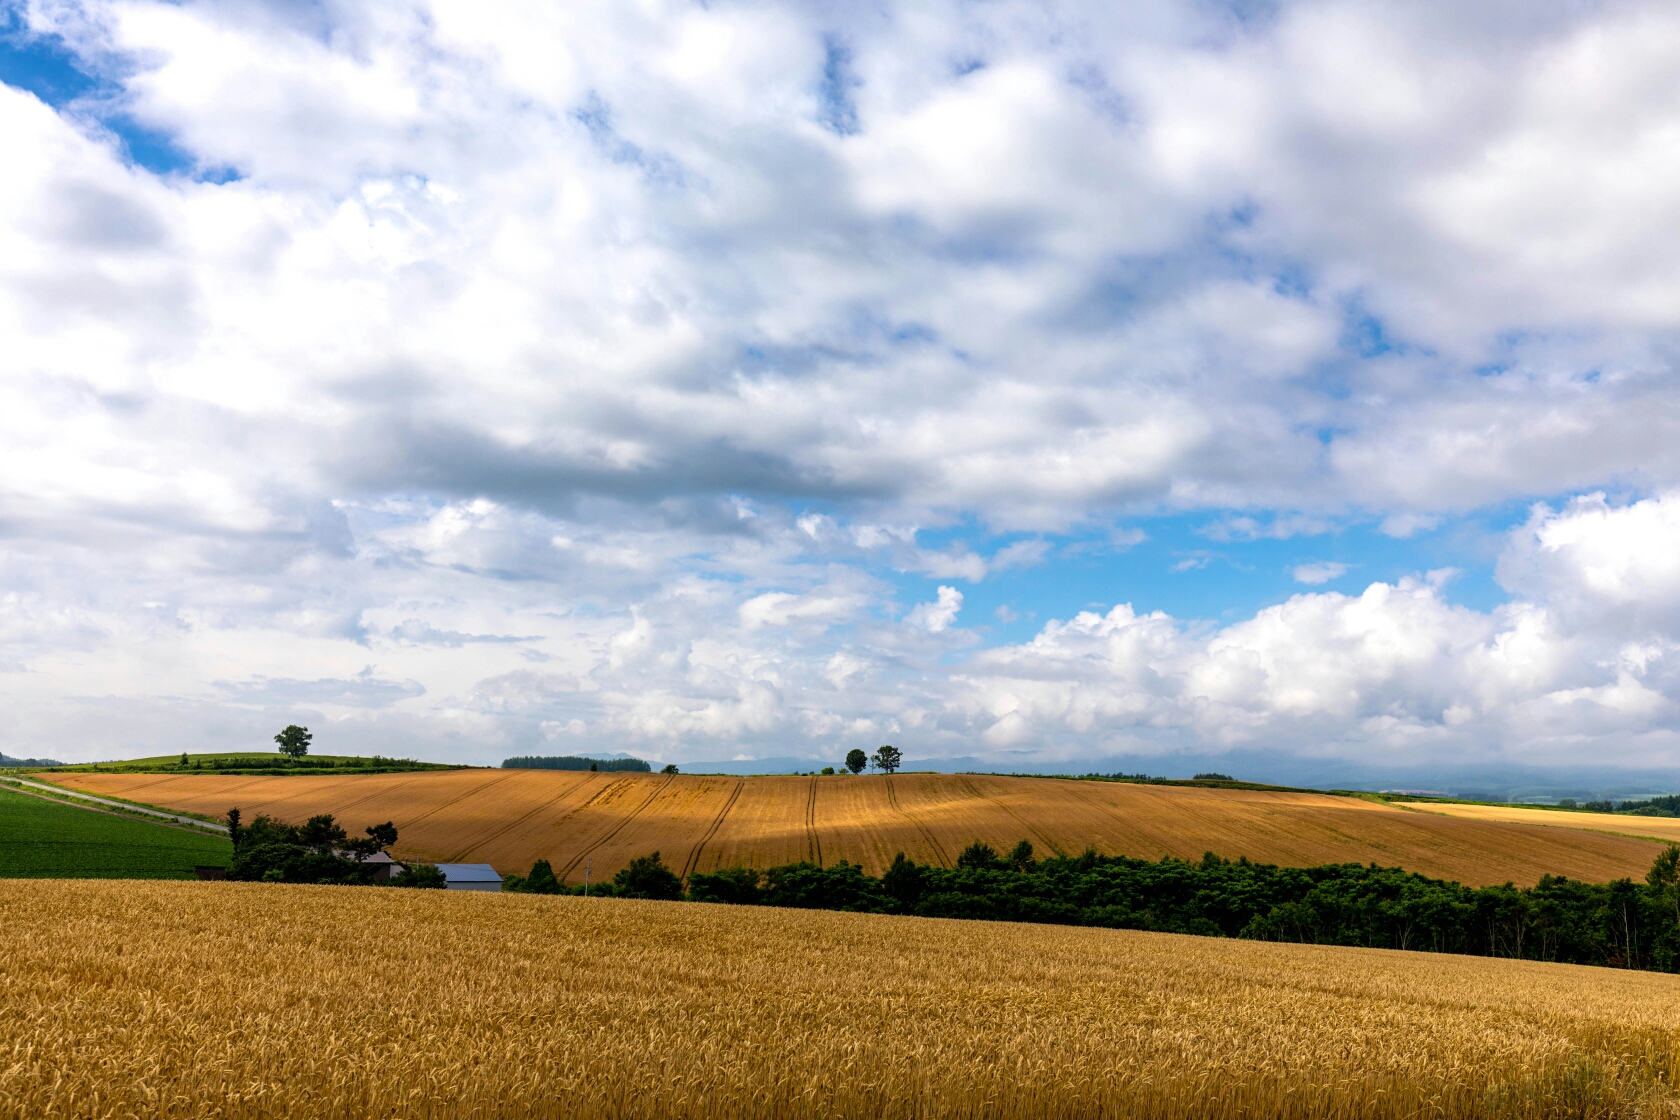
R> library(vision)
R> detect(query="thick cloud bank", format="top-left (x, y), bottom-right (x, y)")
top-left (5, 1), bottom-right (1680, 769)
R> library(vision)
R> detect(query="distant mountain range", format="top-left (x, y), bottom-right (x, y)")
top-left (676, 750), bottom-right (1680, 804)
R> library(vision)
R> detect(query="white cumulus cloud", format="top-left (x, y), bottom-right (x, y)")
top-left (1292, 562), bottom-right (1349, 585)
top-left (7, 1), bottom-right (1680, 773)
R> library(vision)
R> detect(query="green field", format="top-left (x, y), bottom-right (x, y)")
top-left (0, 786), bottom-right (231, 878)
top-left (46, 750), bottom-right (464, 775)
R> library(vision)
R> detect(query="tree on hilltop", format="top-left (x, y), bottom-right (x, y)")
top-left (274, 725), bottom-right (312, 759)
top-left (844, 749), bottom-right (868, 775)
top-left (870, 745), bottom-right (902, 774)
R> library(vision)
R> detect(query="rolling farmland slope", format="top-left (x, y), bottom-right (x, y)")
top-left (39, 770), bottom-right (1666, 886)
top-left (11, 879), bottom-right (1680, 1118)
top-left (1399, 800), bottom-right (1680, 843)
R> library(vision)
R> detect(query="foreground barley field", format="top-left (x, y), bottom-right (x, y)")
top-left (7, 879), bottom-right (1680, 1120)
top-left (41, 770), bottom-right (1664, 887)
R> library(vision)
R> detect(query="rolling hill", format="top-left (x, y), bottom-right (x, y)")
top-left (37, 769), bottom-right (1667, 886)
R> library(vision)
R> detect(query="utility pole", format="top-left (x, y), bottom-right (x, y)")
top-left (585, 857), bottom-right (591, 897)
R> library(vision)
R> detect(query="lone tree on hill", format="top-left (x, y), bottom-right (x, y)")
top-left (274, 725), bottom-right (312, 759)
top-left (844, 748), bottom-right (868, 775)
top-left (871, 745), bottom-right (902, 774)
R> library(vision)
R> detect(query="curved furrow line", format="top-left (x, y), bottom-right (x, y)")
top-left (310, 775), bottom-right (440, 826)
top-left (106, 773), bottom-right (318, 822)
top-left (681, 780), bottom-right (744, 882)
top-left (509, 774), bottom-right (628, 861)
top-left (389, 771), bottom-right (519, 833)
top-left (885, 775), bottom-right (951, 868)
top-left (955, 775), bottom-right (1066, 857)
top-left (443, 780), bottom-right (588, 864)
top-left (558, 775), bottom-right (676, 882)
top-left (164, 774), bottom-right (284, 805)
top-left (76, 774), bottom-right (178, 797)
top-left (804, 776), bottom-right (824, 866)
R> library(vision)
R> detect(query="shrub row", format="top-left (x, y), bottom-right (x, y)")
top-left (512, 840), bottom-right (1680, 972)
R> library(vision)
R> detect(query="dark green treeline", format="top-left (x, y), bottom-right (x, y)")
top-left (506, 840), bottom-right (1680, 973)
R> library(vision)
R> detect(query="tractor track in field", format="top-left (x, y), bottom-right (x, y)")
top-left (289, 773), bottom-right (458, 827)
top-left (444, 778), bottom-right (594, 864)
top-left (48, 773), bottom-right (279, 823)
top-left (955, 775), bottom-right (1067, 858)
top-left (388, 771), bottom-right (520, 833)
top-left (558, 775), bottom-right (677, 883)
top-left (885, 775), bottom-right (951, 867)
top-left (805, 776), bottom-right (823, 866)
top-left (680, 780), bottom-right (744, 882)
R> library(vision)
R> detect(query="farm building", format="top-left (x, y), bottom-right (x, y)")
top-left (327, 849), bottom-right (402, 882)
top-left (435, 863), bottom-right (503, 891)
top-left (357, 851), bottom-right (402, 882)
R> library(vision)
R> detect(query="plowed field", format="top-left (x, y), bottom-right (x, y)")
top-left (39, 770), bottom-right (1666, 886)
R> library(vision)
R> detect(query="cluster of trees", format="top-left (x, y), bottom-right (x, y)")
top-left (169, 754), bottom-right (428, 773)
top-left (0, 753), bottom-right (63, 768)
top-left (502, 841), bottom-right (1680, 973)
top-left (503, 852), bottom-right (683, 899)
top-left (156, 727), bottom-right (431, 775)
top-left (836, 746), bottom-right (901, 774)
top-left (225, 808), bottom-right (445, 887)
top-left (1565, 795), bottom-right (1680, 817)
top-left (502, 756), bottom-right (653, 772)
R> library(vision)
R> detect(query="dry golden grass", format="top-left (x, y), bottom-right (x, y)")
top-left (1400, 801), bottom-right (1680, 844)
top-left (41, 771), bottom-right (1665, 887)
top-left (7, 879), bottom-right (1680, 1119)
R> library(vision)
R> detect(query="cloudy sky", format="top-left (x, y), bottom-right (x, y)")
top-left (5, 0), bottom-right (1680, 776)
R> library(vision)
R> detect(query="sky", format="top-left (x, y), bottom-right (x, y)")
top-left (6, 0), bottom-right (1680, 781)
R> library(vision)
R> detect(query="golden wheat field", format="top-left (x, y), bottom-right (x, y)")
top-left (39, 770), bottom-right (1665, 887)
top-left (7, 878), bottom-right (1680, 1120)
top-left (1399, 800), bottom-right (1680, 844)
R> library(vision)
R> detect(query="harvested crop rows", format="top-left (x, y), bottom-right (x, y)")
top-left (9, 879), bottom-right (1680, 1119)
top-left (42, 770), bottom-right (1666, 887)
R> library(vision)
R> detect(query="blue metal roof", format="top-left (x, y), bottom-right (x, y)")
top-left (434, 862), bottom-right (502, 882)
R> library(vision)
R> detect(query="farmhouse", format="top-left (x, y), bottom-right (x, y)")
top-left (358, 851), bottom-right (401, 882)
top-left (435, 863), bottom-right (503, 891)
top-left (328, 849), bottom-right (402, 882)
